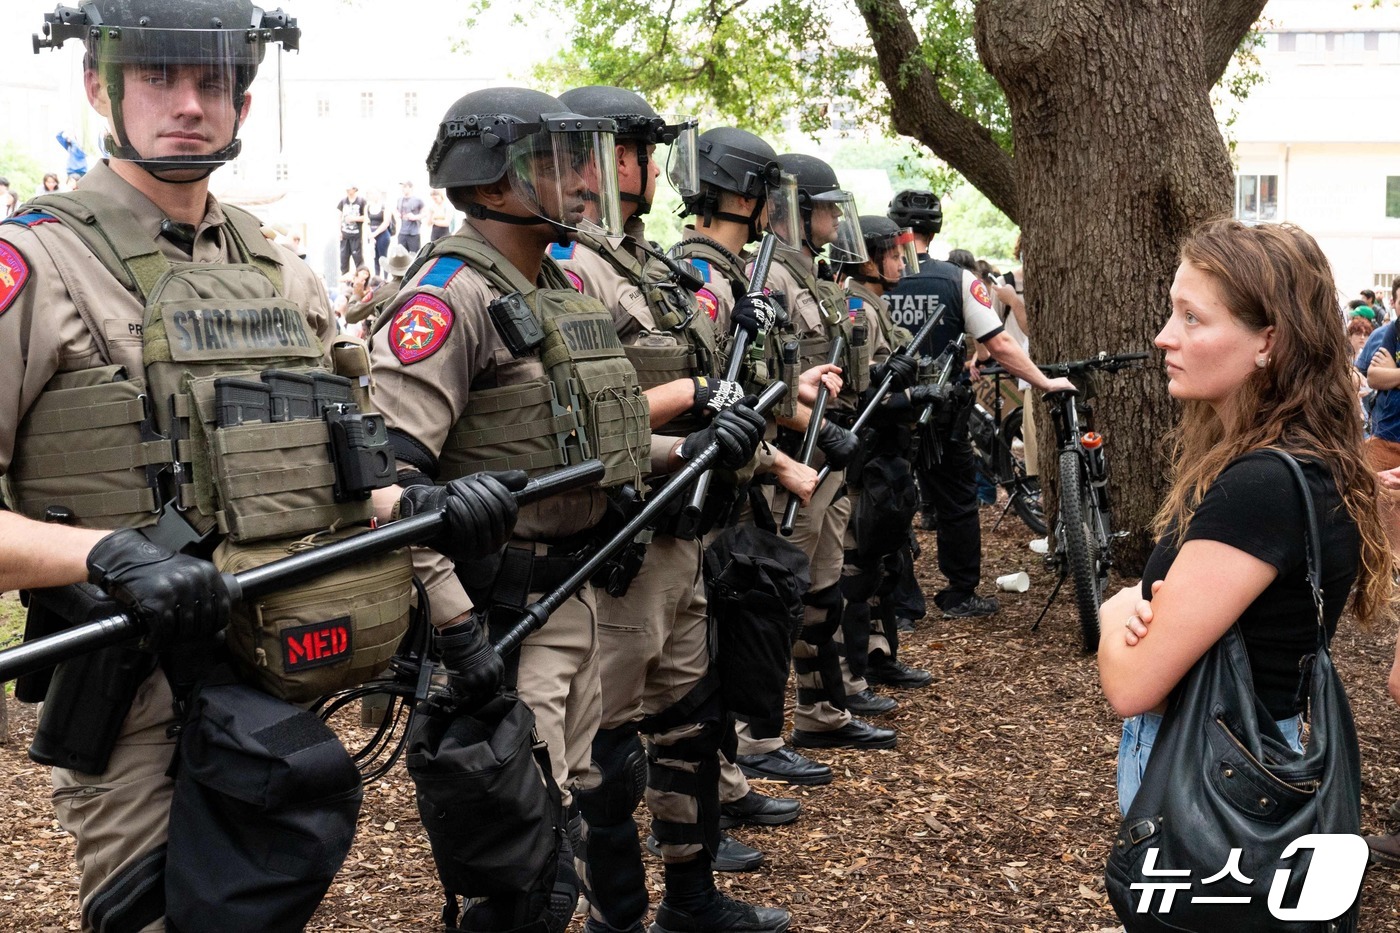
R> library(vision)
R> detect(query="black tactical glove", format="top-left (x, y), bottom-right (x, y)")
top-left (436, 615), bottom-right (503, 711)
top-left (400, 470), bottom-right (527, 564)
top-left (690, 376), bottom-right (746, 416)
top-left (871, 353), bottom-right (919, 392)
top-left (816, 421), bottom-right (861, 470)
top-left (679, 399), bottom-right (765, 470)
top-left (87, 529), bottom-right (230, 648)
top-left (909, 383), bottom-right (950, 408)
top-left (730, 293), bottom-right (781, 341)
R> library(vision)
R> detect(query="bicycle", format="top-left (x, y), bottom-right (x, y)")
top-left (969, 362), bottom-right (1046, 536)
top-left (1030, 351), bottom-right (1149, 651)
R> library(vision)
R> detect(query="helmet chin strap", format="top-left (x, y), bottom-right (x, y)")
top-left (465, 203), bottom-right (572, 243)
top-left (106, 80), bottom-right (246, 184)
top-left (620, 140), bottom-right (651, 217)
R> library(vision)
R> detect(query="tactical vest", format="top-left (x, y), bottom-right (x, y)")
top-left (846, 280), bottom-right (914, 356)
top-left (774, 251), bottom-right (869, 410)
top-left (671, 236), bottom-right (797, 419)
top-left (887, 257), bottom-right (966, 363)
top-left (4, 191), bottom-right (373, 542)
top-left (4, 191), bottom-right (411, 703)
top-left (560, 231), bottom-right (718, 437)
top-left (409, 235), bottom-right (651, 491)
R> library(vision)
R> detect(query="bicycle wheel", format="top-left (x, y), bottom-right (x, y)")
top-left (1057, 449), bottom-right (1101, 652)
top-left (997, 407), bottom-right (1047, 535)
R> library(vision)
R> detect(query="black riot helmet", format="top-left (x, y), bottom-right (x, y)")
top-left (888, 189), bottom-right (943, 237)
top-left (557, 85), bottom-right (698, 217)
top-left (34, 0), bottom-right (300, 182)
top-left (777, 153), bottom-right (866, 263)
top-left (843, 214), bottom-right (916, 288)
top-left (680, 127), bottom-right (800, 250)
top-left (425, 86), bottom-right (624, 237)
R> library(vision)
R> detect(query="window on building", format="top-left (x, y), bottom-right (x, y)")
top-left (1295, 32), bottom-right (1321, 53)
top-left (1381, 33), bottom-right (1400, 55)
top-left (404, 91), bottom-right (418, 118)
top-left (361, 91), bottom-right (374, 119)
top-left (1235, 174), bottom-right (1278, 224)
top-left (1386, 177), bottom-right (1400, 219)
top-left (1277, 32), bottom-right (1296, 52)
top-left (1342, 32), bottom-right (1365, 53)
top-left (275, 161), bottom-right (289, 182)
top-left (316, 96), bottom-right (331, 118)
top-left (1366, 32), bottom-right (1380, 52)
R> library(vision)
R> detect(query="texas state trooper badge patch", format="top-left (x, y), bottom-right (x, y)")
top-left (970, 278), bottom-right (992, 308)
top-left (696, 287), bottom-right (719, 321)
top-left (0, 243), bottom-right (31, 316)
top-left (390, 294), bottom-right (454, 364)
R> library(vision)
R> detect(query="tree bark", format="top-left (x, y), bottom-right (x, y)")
top-left (966, 0), bottom-right (1262, 569)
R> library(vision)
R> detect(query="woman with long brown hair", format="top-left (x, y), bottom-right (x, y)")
top-left (1097, 218), bottom-right (1390, 815)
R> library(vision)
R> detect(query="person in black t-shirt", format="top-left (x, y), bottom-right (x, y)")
top-left (335, 184), bottom-right (367, 275)
top-left (1095, 219), bottom-right (1389, 820)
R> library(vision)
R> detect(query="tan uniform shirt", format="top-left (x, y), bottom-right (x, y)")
top-left (0, 161), bottom-right (334, 476)
top-left (672, 227), bottom-right (744, 335)
top-left (368, 221), bottom-right (608, 623)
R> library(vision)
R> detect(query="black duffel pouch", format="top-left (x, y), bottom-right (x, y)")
top-left (704, 505), bottom-right (811, 721)
top-left (407, 692), bottom-right (562, 901)
top-left (165, 673), bottom-right (364, 933)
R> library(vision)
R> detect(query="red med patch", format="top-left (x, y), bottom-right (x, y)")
top-left (563, 270), bottom-right (585, 293)
top-left (696, 287), bottom-right (719, 321)
top-left (0, 242), bottom-right (31, 317)
top-left (281, 617), bottom-right (353, 672)
top-left (970, 278), bottom-right (992, 308)
top-left (390, 294), bottom-right (455, 364)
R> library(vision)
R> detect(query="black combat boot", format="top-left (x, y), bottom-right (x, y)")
top-left (649, 856), bottom-right (790, 933)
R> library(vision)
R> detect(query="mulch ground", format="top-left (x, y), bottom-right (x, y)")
top-left (5, 505), bottom-right (1400, 931)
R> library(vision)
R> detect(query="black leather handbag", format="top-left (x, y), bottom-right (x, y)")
top-left (1104, 450), bottom-right (1363, 932)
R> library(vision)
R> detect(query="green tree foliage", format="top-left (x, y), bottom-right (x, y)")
top-left (0, 142), bottom-right (45, 206)
top-left (940, 185), bottom-right (1017, 263)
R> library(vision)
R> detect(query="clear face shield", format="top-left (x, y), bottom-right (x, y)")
top-left (896, 227), bottom-right (920, 272)
top-left (762, 172), bottom-right (802, 252)
top-left (662, 116), bottom-right (701, 199)
top-left (814, 191), bottom-right (867, 264)
top-left (87, 28), bottom-right (266, 177)
top-left (506, 115), bottom-right (623, 237)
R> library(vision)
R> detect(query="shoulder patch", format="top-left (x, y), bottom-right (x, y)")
top-left (563, 270), bottom-right (585, 292)
top-left (2, 211), bottom-right (59, 229)
top-left (0, 242), bottom-right (31, 317)
top-left (689, 258), bottom-right (712, 284)
top-left (549, 242), bottom-right (578, 262)
top-left (389, 294), bottom-right (454, 364)
top-left (847, 295), bottom-right (864, 319)
top-left (970, 278), bottom-right (992, 308)
top-left (418, 257), bottom-right (465, 290)
top-left (696, 287), bottom-right (719, 321)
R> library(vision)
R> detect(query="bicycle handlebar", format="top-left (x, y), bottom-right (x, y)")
top-left (980, 351), bottom-right (1149, 380)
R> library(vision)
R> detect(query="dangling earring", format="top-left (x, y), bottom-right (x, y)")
top-left (1255, 356), bottom-right (1268, 369)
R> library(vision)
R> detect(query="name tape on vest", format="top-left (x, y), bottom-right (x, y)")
top-left (557, 314), bottom-right (626, 358)
top-left (281, 617), bottom-right (354, 672)
top-left (163, 302), bottom-right (318, 361)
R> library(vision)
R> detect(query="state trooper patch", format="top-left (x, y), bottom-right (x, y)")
top-left (696, 287), bottom-right (719, 321)
top-left (390, 294), bottom-right (454, 364)
top-left (0, 242), bottom-right (30, 317)
top-left (970, 278), bottom-right (992, 308)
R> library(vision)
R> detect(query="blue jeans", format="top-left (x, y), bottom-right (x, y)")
top-left (1117, 712), bottom-right (1304, 815)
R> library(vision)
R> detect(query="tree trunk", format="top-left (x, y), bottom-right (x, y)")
top-left (969, 0), bottom-right (1259, 569)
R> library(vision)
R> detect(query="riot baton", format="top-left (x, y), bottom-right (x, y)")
top-left (808, 304), bottom-right (949, 495)
top-left (672, 233), bottom-right (780, 539)
top-left (494, 378), bottom-right (788, 657)
top-left (916, 334), bottom-right (968, 428)
top-left (0, 460), bottom-right (607, 683)
top-left (778, 335), bottom-right (845, 536)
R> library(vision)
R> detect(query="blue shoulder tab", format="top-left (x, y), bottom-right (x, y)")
top-left (2, 211), bottom-right (59, 229)
top-left (848, 296), bottom-right (864, 312)
top-left (548, 241), bottom-right (578, 261)
top-left (419, 257), bottom-right (465, 289)
top-left (689, 258), bottom-right (712, 283)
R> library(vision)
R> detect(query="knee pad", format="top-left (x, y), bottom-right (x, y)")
top-left (576, 725), bottom-right (647, 827)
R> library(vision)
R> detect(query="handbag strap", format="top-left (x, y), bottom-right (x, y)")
top-left (1257, 448), bottom-right (1327, 649)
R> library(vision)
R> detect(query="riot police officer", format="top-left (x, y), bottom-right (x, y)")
top-left (10, 4), bottom-right (519, 930)
top-left (367, 86), bottom-right (765, 932)
top-left (547, 85), bottom-right (791, 933)
top-left (886, 190), bottom-right (1072, 618)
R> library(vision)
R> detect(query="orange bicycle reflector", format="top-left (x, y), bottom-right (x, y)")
top-left (1080, 432), bottom-right (1104, 450)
